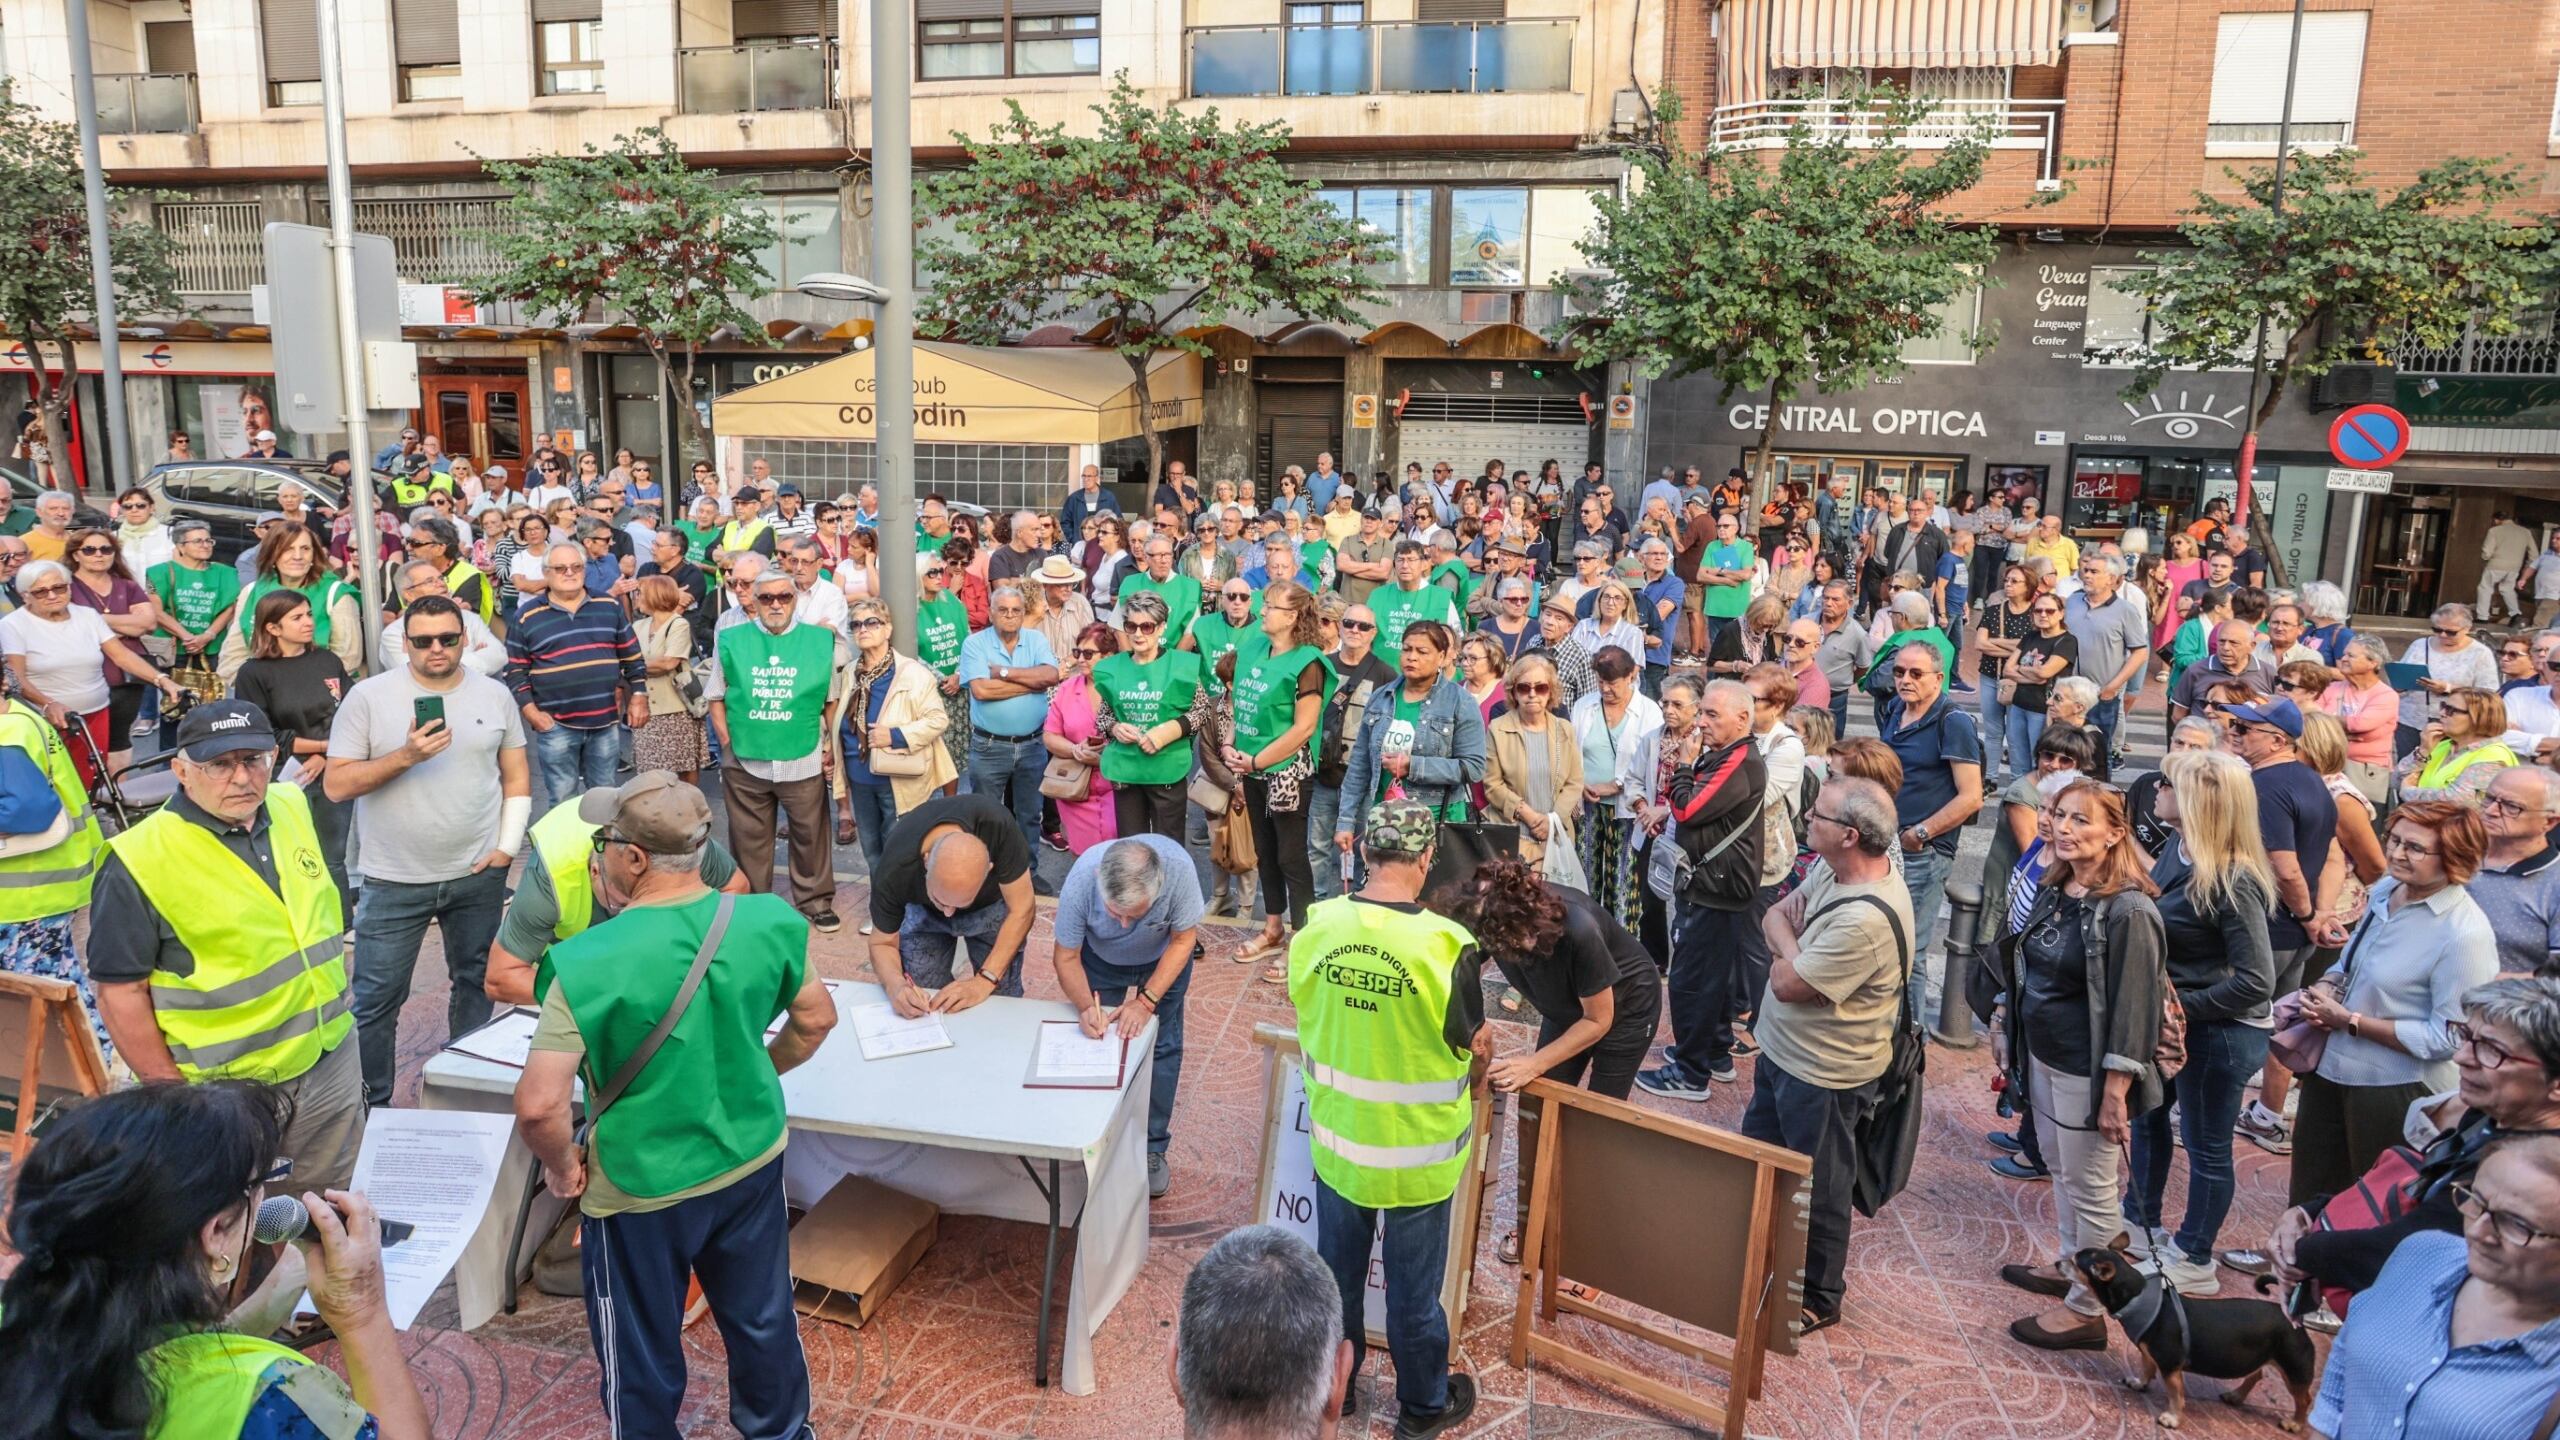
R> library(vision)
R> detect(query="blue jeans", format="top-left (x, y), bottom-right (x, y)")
top-left (1315, 1178), bottom-right (1454, 1420)
top-left (1979, 682), bottom-right (2012, 781)
top-left (2004, 705), bottom-right (2047, 775)
top-left (966, 730), bottom-right (1047, 865)
top-left (1901, 842), bottom-right (1953, 1020)
top-left (2126, 1018), bottom-right (2270, 1262)
top-left (1307, 781), bottom-right (1345, 902)
top-left (1081, 952), bottom-right (1188, 1154)
top-left (1827, 686), bottom-right (1849, 746)
top-left (897, 900), bottom-right (1027, 995)
top-left (350, 867), bottom-right (510, 1107)
top-left (582, 1156), bottom-right (812, 1440)
top-left (2089, 695), bottom-right (2123, 756)
top-left (532, 722), bottom-right (621, 805)
top-left (844, 781), bottom-right (897, 882)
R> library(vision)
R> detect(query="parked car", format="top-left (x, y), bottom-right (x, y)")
top-left (139, 459), bottom-right (392, 563)
top-left (2, 459), bottom-right (112, 530)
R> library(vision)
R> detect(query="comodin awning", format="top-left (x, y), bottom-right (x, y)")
top-left (712, 341), bottom-right (1203, 446)
top-left (1764, 0), bottom-right (2066, 69)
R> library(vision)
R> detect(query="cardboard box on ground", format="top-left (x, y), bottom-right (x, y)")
top-left (790, 1175), bottom-right (940, 1327)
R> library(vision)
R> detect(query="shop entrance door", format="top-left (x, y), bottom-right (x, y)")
top-left (422, 376), bottom-right (530, 474)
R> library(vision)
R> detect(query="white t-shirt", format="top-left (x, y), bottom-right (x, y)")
top-left (327, 666), bottom-right (526, 884)
top-left (0, 605), bottom-right (114, 714)
top-left (523, 484), bottom-right (574, 511)
top-left (508, 547), bottom-right (547, 601)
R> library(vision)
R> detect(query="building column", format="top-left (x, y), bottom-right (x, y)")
top-left (1196, 352), bottom-right (1255, 487)
top-left (1601, 360), bottom-right (1646, 487)
top-left (1340, 349), bottom-right (1385, 478)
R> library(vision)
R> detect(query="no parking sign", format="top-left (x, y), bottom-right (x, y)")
top-left (2328, 404), bottom-right (2411, 469)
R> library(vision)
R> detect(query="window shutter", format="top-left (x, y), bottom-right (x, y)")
top-left (533, 0), bottom-right (603, 25)
top-left (2209, 11), bottom-right (2367, 128)
top-left (1009, 0), bottom-right (1094, 17)
top-left (1416, 0), bottom-right (1502, 21)
top-left (260, 0), bottom-right (320, 86)
top-left (915, 0), bottom-right (1004, 22)
top-left (394, 0), bottom-right (460, 67)
top-left (733, 0), bottom-right (836, 38)
top-left (146, 20), bottom-right (198, 73)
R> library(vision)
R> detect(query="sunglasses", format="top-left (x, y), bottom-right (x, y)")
top-left (756, 592), bottom-right (796, 606)
top-left (1339, 619), bottom-right (1376, 632)
top-left (1891, 666), bottom-right (1932, 678)
top-left (73, 544), bottom-right (113, 557)
top-left (23, 583), bottom-right (69, 597)
top-left (408, 630), bottom-right (465, 649)
top-left (2434, 626), bottom-right (2466, 638)
top-left (1512, 682), bottom-right (1552, 697)
top-left (1072, 647), bottom-right (1100, 659)
top-left (1125, 619), bottom-right (1162, 634)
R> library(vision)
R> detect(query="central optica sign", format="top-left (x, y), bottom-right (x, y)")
top-left (1727, 402), bottom-right (1990, 438)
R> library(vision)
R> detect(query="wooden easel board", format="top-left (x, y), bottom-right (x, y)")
top-left (1249, 1023), bottom-right (1494, 1346)
top-left (1511, 1079), bottom-right (1813, 1435)
top-left (0, 972), bottom-right (113, 1158)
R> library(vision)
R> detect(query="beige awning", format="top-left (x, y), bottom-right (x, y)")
top-left (1764, 0), bottom-right (2065, 69)
top-left (712, 342), bottom-right (1203, 446)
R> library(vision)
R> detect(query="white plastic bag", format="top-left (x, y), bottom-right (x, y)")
top-left (1539, 814), bottom-right (1589, 892)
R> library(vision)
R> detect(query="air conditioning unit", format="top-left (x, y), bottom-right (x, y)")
top-left (1558, 267), bottom-right (1618, 317)
top-left (2313, 363), bottom-right (2397, 411)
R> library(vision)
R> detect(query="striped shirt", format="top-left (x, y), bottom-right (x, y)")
top-left (505, 594), bottom-right (645, 730)
top-left (2311, 1231), bottom-right (2560, 1440)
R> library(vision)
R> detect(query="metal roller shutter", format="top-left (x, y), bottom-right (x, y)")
top-left (1391, 391), bottom-right (1592, 476)
top-left (394, 0), bottom-right (460, 67)
top-left (261, 0), bottom-right (320, 85)
top-left (533, 0), bottom-right (602, 24)
top-left (733, 0), bottom-right (837, 38)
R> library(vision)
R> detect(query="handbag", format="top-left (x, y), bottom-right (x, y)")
top-left (1188, 771), bottom-right (1231, 814)
top-left (1210, 795), bottom-right (1257, 874)
top-left (1425, 819), bottom-right (1520, 898)
top-left (652, 620), bottom-right (709, 720)
top-left (1996, 674), bottom-right (2019, 706)
top-left (1647, 803), bottom-right (1753, 901)
top-left (1040, 753), bottom-right (1094, 803)
top-left (861, 668), bottom-right (933, 777)
top-left (1538, 813), bottom-right (1588, 891)
top-left (2271, 915), bottom-right (2374, 1073)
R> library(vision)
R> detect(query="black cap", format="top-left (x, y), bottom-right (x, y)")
top-left (732, 485), bottom-right (763, 503)
top-left (176, 699), bottom-right (276, 761)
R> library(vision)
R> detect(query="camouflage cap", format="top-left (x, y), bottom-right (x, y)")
top-left (1362, 796), bottom-right (1439, 858)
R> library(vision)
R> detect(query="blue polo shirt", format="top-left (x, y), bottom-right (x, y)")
top-left (1880, 694), bottom-right (1982, 855)
top-left (1053, 833), bottom-right (1206, 971)
top-left (1638, 575), bottom-right (1684, 665)
top-left (958, 625), bottom-right (1059, 737)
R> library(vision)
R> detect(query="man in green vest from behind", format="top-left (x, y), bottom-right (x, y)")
top-left (86, 700), bottom-right (366, 1193)
top-left (710, 569), bottom-right (845, 932)
top-left (1285, 796), bottom-right (1485, 1439)
top-left (517, 772), bottom-right (837, 1440)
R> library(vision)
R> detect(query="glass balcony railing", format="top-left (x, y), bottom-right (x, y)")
top-left (95, 72), bottom-right (197, 134)
top-left (680, 39), bottom-right (836, 114)
top-left (1186, 19), bottom-right (1571, 99)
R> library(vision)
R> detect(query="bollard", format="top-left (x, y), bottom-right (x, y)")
top-left (1932, 880), bottom-right (1985, 1048)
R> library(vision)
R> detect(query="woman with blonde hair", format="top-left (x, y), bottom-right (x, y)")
top-left (1991, 779), bottom-right (2170, 1350)
top-left (1567, 578), bottom-right (1646, 671)
top-left (1708, 592), bottom-right (1788, 679)
top-left (837, 597), bottom-right (959, 880)
top-left (2296, 709), bottom-right (2388, 939)
top-left (2394, 686), bottom-right (2517, 804)
top-left (2125, 748), bottom-right (2276, 1294)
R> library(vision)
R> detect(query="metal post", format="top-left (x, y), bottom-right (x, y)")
top-left (2341, 491), bottom-right (2370, 616)
top-left (1931, 882), bottom-right (1984, 1049)
top-left (62, 0), bottom-right (135, 489)
top-left (871, 0), bottom-right (918, 657)
top-left (2233, 0), bottom-right (2309, 530)
top-left (315, 0), bottom-right (382, 670)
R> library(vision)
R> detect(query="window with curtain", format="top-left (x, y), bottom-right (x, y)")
top-left (2207, 11), bottom-right (2367, 153)
top-left (1900, 282), bottom-right (1982, 365)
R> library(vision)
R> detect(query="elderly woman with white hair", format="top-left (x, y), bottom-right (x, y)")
top-left (0, 559), bottom-right (184, 787)
top-left (2297, 579), bottom-right (2357, 665)
top-left (2044, 675), bottom-right (2111, 783)
top-left (2395, 602), bottom-right (2498, 760)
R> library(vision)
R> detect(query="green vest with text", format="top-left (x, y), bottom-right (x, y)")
top-left (1121, 571), bottom-right (1203, 624)
top-left (0, 699), bottom-right (102, 922)
top-left (527, 798), bottom-right (597, 1003)
top-left (1232, 643), bottom-right (1332, 764)
top-left (553, 891), bottom-right (804, 1198)
top-left (107, 784), bottom-right (349, 1084)
top-left (1090, 648), bottom-right (1203, 786)
top-left (1187, 609), bottom-right (1259, 685)
top-left (1370, 583), bottom-right (1458, 665)
top-left (1285, 896), bottom-right (1477, 1209)
top-left (144, 1331), bottom-right (321, 1440)
top-left (718, 620), bottom-right (834, 761)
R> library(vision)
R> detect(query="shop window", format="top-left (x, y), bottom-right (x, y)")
top-left (1899, 282), bottom-right (1981, 365)
top-left (1315, 185), bottom-right (1434, 286)
top-left (750, 196), bottom-right (845, 292)
top-left (536, 18), bottom-right (605, 95)
top-left (2207, 11), bottom-right (2364, 155)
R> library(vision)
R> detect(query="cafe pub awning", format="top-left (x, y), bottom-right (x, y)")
top-left (712, 341), bottom-right (1203, 446)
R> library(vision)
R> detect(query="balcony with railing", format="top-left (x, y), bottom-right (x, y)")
top-left (1185, 19), bottom-right (1572, 100)
top-left (1710, 97), bottom-right (2065, 184)
top-left (157, 200), bottom-right (264, 296)
top-left (680, 39), bottom-right (837, 113)
top-left (2389, 317), bottom-right (2560, 377)
top-left (93, 72), bottom-right (197, 134)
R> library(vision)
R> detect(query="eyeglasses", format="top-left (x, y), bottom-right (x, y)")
top-left (73, 544), bottom-right (113, 557)
top-left (2383, 833), bottom-right (2440, 858)
top-left (408, 630), bottom-right (465, 650)
top-left (2451, 1181), bottom-right (2555, 1248)
top-left (544, 562), bottom-right (584, 574)
top-left (852, 617), bottom-right (889, 632)
top-left (1806, 809), bottom-right (1849, 830)
top-left (2450, 1020), bottom-right (2543, 1073)
top-left (23, 583), bottom-right (68, 597)
top-left (2434, 626), bottom-right (2466, 638)
top-left (1512, 682), bottom-right (1552, 697)
top-left (2481, 792), bottom-right (2536, 817)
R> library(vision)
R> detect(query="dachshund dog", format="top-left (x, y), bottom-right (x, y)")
top-left (2069, 1247), bottom-right (2317, 1431)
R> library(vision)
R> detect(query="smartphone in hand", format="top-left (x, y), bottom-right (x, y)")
top-left (413, 695), bottom-right (446, 732)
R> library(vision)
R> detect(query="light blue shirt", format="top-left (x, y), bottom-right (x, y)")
top-left (1306, 469), bottom-right (1343, 513)
top-left (2311, 1231), bottom-right (2560, 1440)
top-left (2318, 877), bottom-right (2500, 1090)
top-left (957, 625), bottom-right (1059, 737)
top-left (1053, 833), bottom-right (1206, 972)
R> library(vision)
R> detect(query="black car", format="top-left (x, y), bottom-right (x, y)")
top-left (140, 459), bottom-right (394, 563)
top-left (1, 459), bottom-right (112, 529)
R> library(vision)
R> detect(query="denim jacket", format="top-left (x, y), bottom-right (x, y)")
top-left (1335, 677), bottom-right (1488, 834)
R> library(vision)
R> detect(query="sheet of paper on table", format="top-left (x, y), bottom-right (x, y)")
top-left (1027, 1020), bottom-right (1126, 1088)
top-left (851, 1001), bottom-right (954, 1061)
top-left (309, 1109), bottom-right (518, 1330)
top-left (443, 1006), bottom-right (541, 1069)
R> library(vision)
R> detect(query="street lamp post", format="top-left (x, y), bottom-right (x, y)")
top-left (869, 0), bottom-right (918, 659)
top-left (62, 0), bottom-right (135, 488)
top-left (794, 270), bottom-right (911, 655)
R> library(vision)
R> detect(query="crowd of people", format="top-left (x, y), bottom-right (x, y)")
top-left (2, 449), bottom-right (2558, 1440)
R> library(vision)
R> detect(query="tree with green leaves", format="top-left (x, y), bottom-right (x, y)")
top-left (917, 75), bottom-right (1383, 485)
top-left (1562, 89), bottom-right (2001, 492)
top-left (0, 88), bottom-right (183, 488)
top-left (2116, 150), bottom-right (2553, 428)
top-left (472, 128), bottom-right (780, 465)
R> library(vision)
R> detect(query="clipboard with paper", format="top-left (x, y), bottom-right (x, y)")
top-left (1024, 1019), bottom-right (1128, 1089)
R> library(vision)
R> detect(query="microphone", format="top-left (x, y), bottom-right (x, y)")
top-left (253, 1194), bottom-right (414, 1248)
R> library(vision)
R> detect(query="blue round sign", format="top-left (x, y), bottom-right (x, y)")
top-left (2329, 404), bottom-right (2411, 469)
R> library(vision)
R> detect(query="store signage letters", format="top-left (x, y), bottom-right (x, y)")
top-left (2031, 264), bottom-right (2089, 353)
top-left (1727, 402), bottom-right (1989, 439)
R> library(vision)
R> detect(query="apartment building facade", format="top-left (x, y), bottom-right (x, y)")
top-left (1648, 0), bottom-right (2560, 613)
top-left (2, 0), bottom-right (1657, 508)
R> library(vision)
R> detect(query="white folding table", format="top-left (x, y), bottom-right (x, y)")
top-left (417, 981), bottom-right (1155, 1394)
